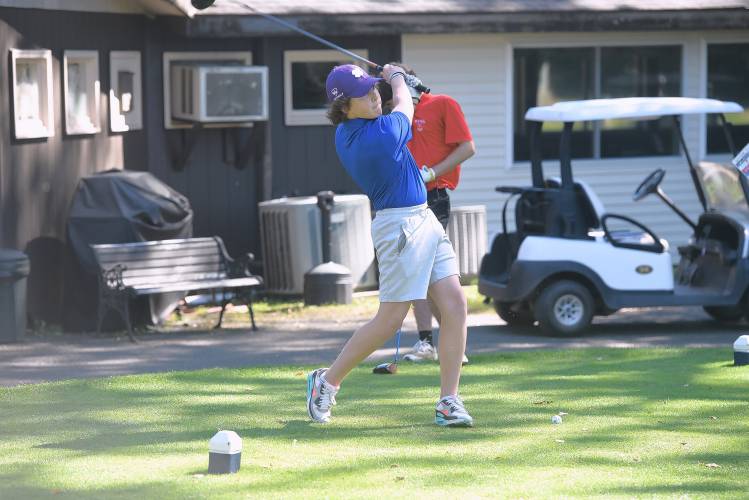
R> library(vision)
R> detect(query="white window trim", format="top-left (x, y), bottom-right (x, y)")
top-left (507, 39), bottom-right (688, 170)
top-left (11, 49), bottom-right (54, 139)
top-left (162, 51), bottom-right (252, 130)
top-left (109, 51), bottom-right (143, 132)
top-left (283, 49), bottom-right (369, 126)
top-left (63, 50), bottom-right (101, 135)
top-left (700, 36), bottom-right (749, 162)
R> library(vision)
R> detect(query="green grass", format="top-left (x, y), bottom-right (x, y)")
top-left (1, 349), bottom-right (747, 498)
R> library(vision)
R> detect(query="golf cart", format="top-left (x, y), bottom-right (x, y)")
top-left (479, 97), bottom-right (748, 335)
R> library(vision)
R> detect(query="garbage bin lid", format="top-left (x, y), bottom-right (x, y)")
top-left (0, 249), bottom-right (30, 276)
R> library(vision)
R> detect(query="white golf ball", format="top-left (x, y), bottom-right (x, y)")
top-left (551, 415), bottom-right (562, 424)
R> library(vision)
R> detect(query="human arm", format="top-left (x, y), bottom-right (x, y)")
top-left (381, 64), bottom-right (414, 123)
top-left (419, 96), bottom-right (475, 182)
top-left (422, 140), bottom-right (476, 180)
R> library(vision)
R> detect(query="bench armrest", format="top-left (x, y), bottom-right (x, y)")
top-left (229, 253), bottom-right (258, 278)
top-left (101, 264), bottom-right (127, 291)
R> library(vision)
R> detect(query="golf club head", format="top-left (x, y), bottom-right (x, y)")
top-left (372, 362), bottom-right (398, 374)
top-left (191, 0), bottom-right (216, 10)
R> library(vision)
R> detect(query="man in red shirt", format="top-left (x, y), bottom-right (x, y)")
top-left (378, 66), bottom-right (476, 363)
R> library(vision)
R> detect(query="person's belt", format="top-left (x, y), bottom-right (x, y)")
top-left (428, 187), bottom-right (448, 194)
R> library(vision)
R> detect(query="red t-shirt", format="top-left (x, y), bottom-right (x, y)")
top-left (407, 93), bottom-right (472, 191)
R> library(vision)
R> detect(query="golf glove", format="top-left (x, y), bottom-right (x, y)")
top-left (420, 165), bottom-right (436, 183)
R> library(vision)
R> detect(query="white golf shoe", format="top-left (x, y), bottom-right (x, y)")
top-left (404, 339), bottom-right (469, 365)
top-left (404, 339), bottom-right (438, 362)
top-left (435, 395), bottom-right (474, 427)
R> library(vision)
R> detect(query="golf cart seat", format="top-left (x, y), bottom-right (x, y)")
top-left (515, 180), bottom-right (602, 239)
top-left (545, 178), bottom-right (605, 229)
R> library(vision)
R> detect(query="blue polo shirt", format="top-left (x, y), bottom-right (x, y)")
top-left (335, 111), bottom-right (426, 211)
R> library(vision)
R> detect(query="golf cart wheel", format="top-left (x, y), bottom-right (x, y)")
top-left (534, 280), bottom-right (594, 335)
top-left (703, 305), bottom-right (744, 322)
top-left (494, 301), bottom-right (534, 326)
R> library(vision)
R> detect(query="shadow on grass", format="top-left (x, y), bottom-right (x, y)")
top-left (2, 348), bottom-right (747, 497)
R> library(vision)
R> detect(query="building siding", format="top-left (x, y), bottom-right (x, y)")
top-left (404, 30), bottom-right (749, 254)
top-left (0, 7), bottom-right (150, 322)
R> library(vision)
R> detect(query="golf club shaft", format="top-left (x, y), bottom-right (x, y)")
top-left (394, 329), bottom-right (400, 364)
top-left (223, 0), bottom-right (429, 92)
top-left (226, 0), bottom-right (382, 70)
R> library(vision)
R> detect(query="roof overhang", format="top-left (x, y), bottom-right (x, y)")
top-left (0, 0), bottom-right (192, 16)
top-left (182, 9), bottom-right (749, 37)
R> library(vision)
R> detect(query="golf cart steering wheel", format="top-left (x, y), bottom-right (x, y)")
top-left (633, 169), bottom-right (666, 201)
top-left (601, 213), bottom-right (665, 253)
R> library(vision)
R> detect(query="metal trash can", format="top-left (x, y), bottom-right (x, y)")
top-left (0, 249), bottom-right (30, 343)
top-left (447, 205), bottom-right (487, 282)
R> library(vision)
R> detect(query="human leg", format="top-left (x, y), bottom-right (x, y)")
top-left (404, 189), bottom-right (450, 361)
top-left (428, 274), bottom-right (472, 426)
top-left (403, 299), bottom-right (438, 362)
top-left (422, 188), bottom-right (469, 364)
top-left (307, 301), bottom-right (410, 423)
top-left (324, 301), bottom-right (411, 385)
top-left (428, 275), bottom-right (467, 397)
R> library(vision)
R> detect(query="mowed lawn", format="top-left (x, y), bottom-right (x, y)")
top-left (1, 348), bottom-right (747, 498)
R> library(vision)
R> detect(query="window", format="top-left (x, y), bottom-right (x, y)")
top-left (110, 51), bottom-right (143, 132)
top-left (706, 43), bottom-right (749, 155)
top-left (514, 45), bottom-right (682, 162)
top-left (11, 49), bottom-right (54, 139)
top-left (284, 49), bottom-right (369, 126)
top-left (63, 50), bottom-right (101, 135)
top-left (162, 51), bottom-right (252, 129)
top-left (514, 48), bottom-right (594, 161)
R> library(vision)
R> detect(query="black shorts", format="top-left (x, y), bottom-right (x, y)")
top-left (427, 188), bottom-right (450, 230)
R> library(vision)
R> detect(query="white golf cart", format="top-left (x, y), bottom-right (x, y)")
top-left (478, 97), bottom-right (747, 335)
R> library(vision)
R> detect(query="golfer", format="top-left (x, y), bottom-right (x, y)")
top-left (377, 64), bottom-right (475, 365)
top-left (306, 63), bottom-right (473, 427)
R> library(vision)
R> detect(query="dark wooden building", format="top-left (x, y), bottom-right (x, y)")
top-left (0, 0), bottom-right (398, 323)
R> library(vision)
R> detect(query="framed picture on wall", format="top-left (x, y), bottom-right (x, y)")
top-left (63, 50), bottom-right (101, 135)
top-left (10, 49), bottom-right (54, 139)
top-left (110, 51), bottom-right (143, 132)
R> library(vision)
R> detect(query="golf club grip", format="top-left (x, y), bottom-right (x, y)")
top-left (379, 68), bottom-right (431, 94)
top-left (414, 83), bottom-right (430, 94)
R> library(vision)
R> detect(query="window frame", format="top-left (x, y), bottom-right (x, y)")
top-left (283, 49), bottom-right (369, 126)
top-left (701, 36), bottom-right (749, 161)
top-left (109, 51), bottom-right (143, 132)
top-left (10, 48), bottom-right (55, 140)
top-left (508, 39), bottom-right (686, 168)
top-left (63, 50), bottom-right (101, 135)
top-left (162, 51), bottom-right (252, 130)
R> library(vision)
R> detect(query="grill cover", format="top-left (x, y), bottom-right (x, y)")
top-left (63, 169), bottom-right (193, 331)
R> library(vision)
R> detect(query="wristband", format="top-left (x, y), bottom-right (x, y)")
top-left (420, 165), bottom-right (436, 183)
top-left (389, 71), bottom-right (406, 83)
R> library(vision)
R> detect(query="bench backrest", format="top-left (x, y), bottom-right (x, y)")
top-left (91, 237), bottom-right (229, 288)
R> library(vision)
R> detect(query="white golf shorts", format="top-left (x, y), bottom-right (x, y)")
top-left (372, 203), bottom-right (459, 303)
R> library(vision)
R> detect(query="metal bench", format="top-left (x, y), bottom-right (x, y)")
top-left (91, 237), bottom-right (263, 342)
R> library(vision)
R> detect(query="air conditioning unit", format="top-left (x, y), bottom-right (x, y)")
top-left (258, 195), bottom-right (376, 295)
top-left (170, 64), bottom-right (268, 122)
top-left (447, 205), bottom-right (487, 281)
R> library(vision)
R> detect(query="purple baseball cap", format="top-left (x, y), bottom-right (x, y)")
top-left (326, 64), bottom-right (382, 102)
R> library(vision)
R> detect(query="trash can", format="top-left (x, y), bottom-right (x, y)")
top-left (0, 249), bottom-right (30, 343)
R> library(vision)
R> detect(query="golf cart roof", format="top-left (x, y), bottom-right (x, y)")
top-left (525, 97), bottom-right (743, 122)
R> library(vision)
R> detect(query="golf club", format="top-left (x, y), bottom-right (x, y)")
top-left (373, 329), bottom-right (400, 374)
top-left (190, 0), bottom-right (430, 93)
